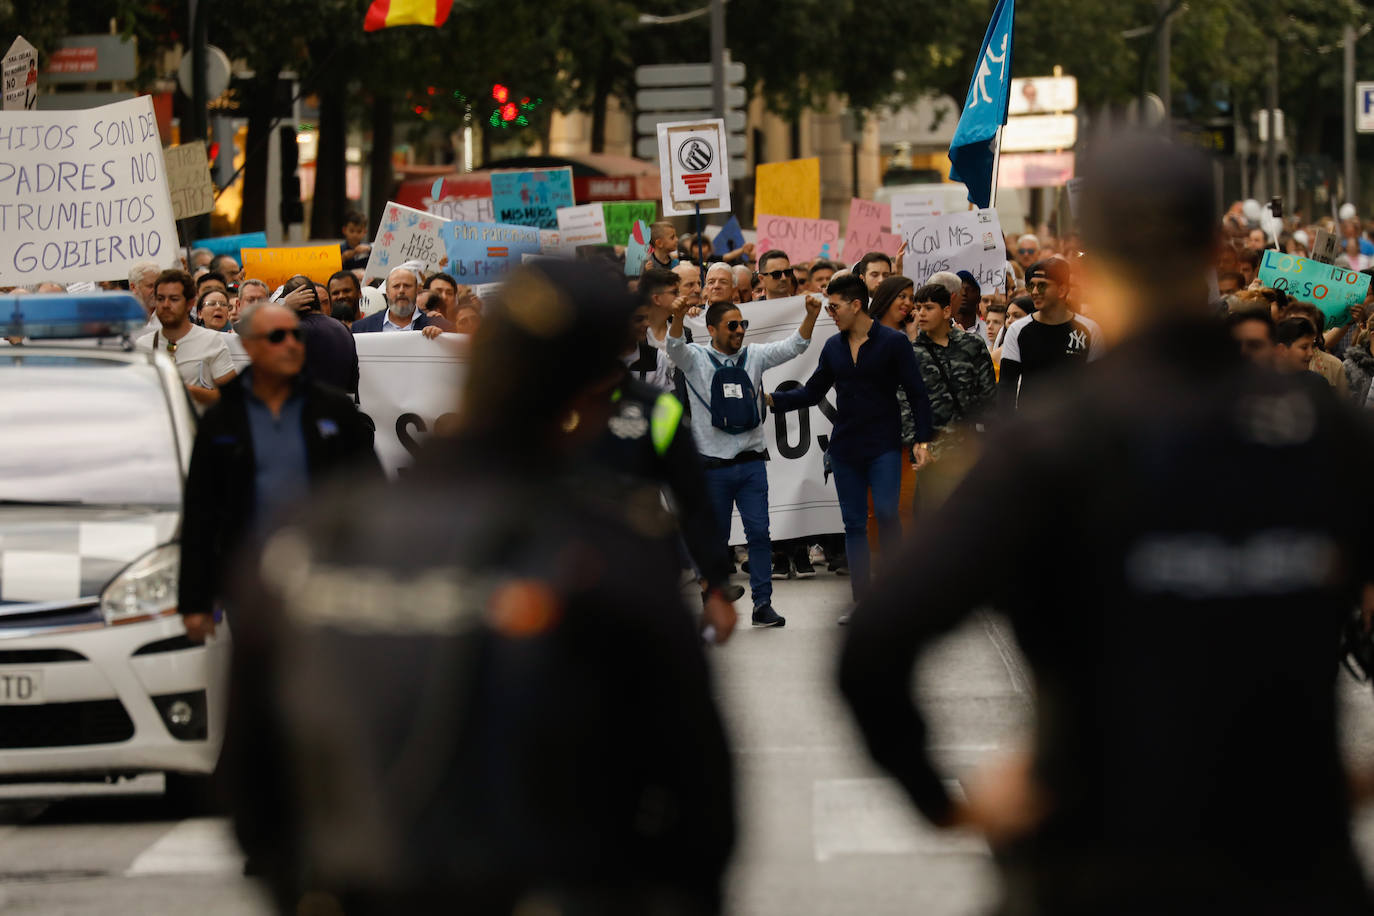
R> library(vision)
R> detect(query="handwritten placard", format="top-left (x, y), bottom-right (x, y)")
top-left (894, 208), bottom-right (1007, 293)
top-left (363, 202), bottom-right (449, 280)
top-left (0, 96), bottom-right (178, 284)
top-left (555, 203), bottom-right (607, 248)
top-left (1259, 249), bottom-right (1372, 329)
top-left (490, 167), bottom-right (575, 229)
top-left (602, 201), bottom-right (657, 249)
top-left (163, 141), bottom-right (215, 221)
top-left (754, 158), bottom-right (820, 224)
top-left (241, 245), bottom-right (342, 290)
top-left (625, 219), bottom-right (653, 276)
top-left (756, 213), bottom-right (841, 264)
top-left (440, 219), bottom-right (542, 281)
top-left (194, 231), bottom-right (267, 261)
top-left (428, 196), bottom-right (493, 223)
top-left (890, 191), bottom-right (944, 224)
top-left (841, 198), bottom-right (899, 263)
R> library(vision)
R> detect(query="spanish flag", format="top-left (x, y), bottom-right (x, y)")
top-left (363, 0), bottom-right (452, 31)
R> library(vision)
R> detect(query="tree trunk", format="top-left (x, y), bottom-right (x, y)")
top-left (239, 74), bottom-right (276, 233)
top-left (367, 92), bottom-right (394, 235)
top-left (590, 71), bottom-right (608, 154)
top-left (310, 80), bottom-right (348, 239)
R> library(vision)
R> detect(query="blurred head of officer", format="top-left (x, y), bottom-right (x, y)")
top-left (456, 261), bottom-right (635, 450)
top-left (1077, 133), bottom-right (1219, 342)
top-left (1273, 316), bottom-right (1318, 373)
top-left (1227, 309), bottom-right (1276, 367)
top-left (238, 301), bottom-right (305, 381)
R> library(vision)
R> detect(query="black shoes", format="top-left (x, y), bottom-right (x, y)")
top-left (751, 604), bottom-right (786, 627)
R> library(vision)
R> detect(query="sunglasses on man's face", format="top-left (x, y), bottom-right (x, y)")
top-left (762, 269), bottom-right (791, 280)
top-left (726, 319), bottom-right (749, 332)
top-left (1018, 248), bottom-right (1036, 255)
top-left (262, 328), bottom-right (303, 344)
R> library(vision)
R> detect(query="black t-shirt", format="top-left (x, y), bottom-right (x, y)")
top-left (999, 312), bottom-right (1102, 408)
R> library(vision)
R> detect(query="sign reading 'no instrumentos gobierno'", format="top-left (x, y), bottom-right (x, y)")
top-left (0, 96), bottom-right (178, 285)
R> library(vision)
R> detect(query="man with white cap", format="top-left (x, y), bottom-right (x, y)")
top-left (351, 265), bottom-right (444, 337)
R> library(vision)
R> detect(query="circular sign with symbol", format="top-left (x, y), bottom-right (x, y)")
top-left (677, 137), bottom-right (714, 173)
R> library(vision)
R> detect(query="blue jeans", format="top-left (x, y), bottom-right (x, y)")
top-left (704, 460), bottom-right (772, 609)
top-left (829, 449), bottom-right (903, 602)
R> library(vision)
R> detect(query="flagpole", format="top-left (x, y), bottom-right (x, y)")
top-left (989, 126), bottom-right (1003, 209)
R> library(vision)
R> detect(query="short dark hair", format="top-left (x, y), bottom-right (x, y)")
top-left (1218, 271), bottom-right (1245, 289)
top-left (810, 259), bottom-right (838, 274)
top-left (1226, 308), bottom-right (1274, 340)
top-left (425, 272), bottom-right (458, 290)
top-left (856, 252), bottom-right (892, 275)
top-left (1282, 301), bottom-right (1326, 337)
top-left (282, 274), bottom-right (321, 311)
top-left (825, 273), bottom-right (869, 308)
top-left (705, 300), bottom-right (742, 328)
top-left (758, 249), bottom-right (790, 272)
top-left (342, 209), bottom-right (367, 227)
top-left (913, 283), bottom-right (951, 309)
top-left (985, 301), bottom-right (1008, 316)
top-left (208, 254), bottom-right (237, 274)
top-left (1009, 293), bottom-right (1035, 314)
top-left (639, 267), bottom-right (679, 307)
top-left (154, 269), bottom-right (195, 301)
top-left (328, 270), bottom-right (361, 292)
top-left (1275, 316), bottom-right (1315, 347)
top-left (196, 270), bottom-right (228, 289)
top-left (1237, 248), bottom-right (1261, 269)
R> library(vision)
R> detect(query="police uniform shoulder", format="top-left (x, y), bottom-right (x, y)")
top-left (617, 375), bottom-right (665, 405)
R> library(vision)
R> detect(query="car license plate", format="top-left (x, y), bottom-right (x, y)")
top-left (0, 670), bottom-right (43, 705)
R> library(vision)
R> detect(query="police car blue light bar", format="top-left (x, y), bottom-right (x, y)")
top-left (2, 293), bottom-right (148, 340)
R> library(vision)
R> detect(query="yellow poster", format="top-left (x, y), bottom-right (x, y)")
top-left (241, 245), bottom-right (343, 291)
top-left (754, 157), bottom-right (820, 224)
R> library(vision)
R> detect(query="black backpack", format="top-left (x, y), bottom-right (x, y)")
top-left (688, 348), bottom-right (763, 434)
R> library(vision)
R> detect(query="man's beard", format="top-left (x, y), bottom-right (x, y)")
top-left (389, 300), bottom-right (416, 319)
top-left (332, 301), bottom-right (358, 322)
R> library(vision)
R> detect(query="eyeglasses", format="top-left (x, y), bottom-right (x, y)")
top-left (1027, 279), bottom-right (1054, 291)
top-left (1018, 248), bottom-right (1036, 255)
top-left (762, 269), bottom-right (790, 280)
top-left (262, 328), bottom-right (303, 344)
top-left (726, 319), bottom-right (749, 331)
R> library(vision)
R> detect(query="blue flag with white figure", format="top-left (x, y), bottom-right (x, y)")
top-left (948, 0), bottom-right (1015, 208)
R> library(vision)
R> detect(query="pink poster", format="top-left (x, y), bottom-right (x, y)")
top-left (841, 198), bottom-right (901, 263)
top-left (756, 213), bottom-right (841, 264)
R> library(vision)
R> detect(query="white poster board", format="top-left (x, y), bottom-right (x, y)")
top-left (894, 208), bottom-right (1008, 293)
top-left (555, 203), bottom-right (608, 248)
top-left (427, 196), bottom-right (493, 223)
top-left (656, 117), bottom-right (732, 216)
top-left (0, 95), bottom-right (178, 285)
top-left (363, 202), bottom-right (450, 281)
top-left (3, 36), bottom-right (37, 112)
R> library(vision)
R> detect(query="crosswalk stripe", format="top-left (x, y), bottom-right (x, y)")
top-left (125, 817), bottom-right (243, 876)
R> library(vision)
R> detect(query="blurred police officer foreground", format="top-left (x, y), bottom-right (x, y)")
top-left (223, 261), bottom-right (735, 916)
top-left (841, 134), bottom-right (1374, 916)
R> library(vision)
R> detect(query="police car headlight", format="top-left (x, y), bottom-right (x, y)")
top-left (100, 544), bottom-right (179, 625)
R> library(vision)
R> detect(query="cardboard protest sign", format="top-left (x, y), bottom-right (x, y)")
top-left (555, 203), bottom-right (607, 248)
top-left (490, 167), bottom-right (575, 229)
top-left (241, 245), bottom-right (342, 290)
top-left (657, 118), bottom-right (732, 215)
top-left (427, 196), bottom-right (493, 223)
top-left (754, 157), bottom-right (820, 224)
top-left (712, 214), bottom-right (746, 257)
top-left (1258, 249), bottom-right (1372, 329)
top-left (194, 231), bottom-right (267, 261)
top-left (842, 198), bottom-right (903, 263)
top-left (364, 202), bottom-right (449, 280)
top-left (3, 36), bottom-right (38, 112)
top-left (163, 141), bottom-right (215, 221)
top-left (439, 219), bottom-right (542, 281)
top-left (539, 229), bottom-right (564, 255)
top-left (624, 219), bottom-right (652, 276)
top-left (756, 213), bottom-right (841, 264)
top-left (602, 201), bottom-right (657, 250)
top-left (889, 191), bottom-right (943, 224)
top-left (0, 95), bottom-right (178, 284)
top-left (895, 208), bottom-right (1008, 293)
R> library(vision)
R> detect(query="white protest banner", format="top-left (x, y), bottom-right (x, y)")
top-left (427, 196), bottom-right (493, 223)
top-left (894, 208), bottom-right (1007, 294)
top-left (3, 36), bottom-right (38, 111)
top-left (163, 141), bottom-right (215, 221)
top-left (0, 95), bottom-right (178, 285)
top-left (363, 202), bottom-right (450, 280)
top-left (555, 203), bottom-right (608, 248)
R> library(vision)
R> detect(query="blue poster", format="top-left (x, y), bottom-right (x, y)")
top-left (711, 215), bottom-right (746, 258)
top-left (193, 231), bottom-right (268, 261)
top-left (489, 168), bottom-right (575, 229)
top-left (440, 219), bottom-right (543, 281)
top-left (624, 219), bottom-right (652, 277)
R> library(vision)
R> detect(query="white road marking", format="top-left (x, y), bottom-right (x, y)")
top-left (125, 817), bottom-right (243, 876)
top-left (812, 778), bottom-right (987, 862)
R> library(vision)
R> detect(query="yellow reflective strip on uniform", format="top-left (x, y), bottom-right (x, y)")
top-left (651, 392), bottom-right (683, 456)
top-left (612, 387), bottom-right (623, 403)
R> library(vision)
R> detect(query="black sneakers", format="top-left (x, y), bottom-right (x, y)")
top-left (751, 604), bottom-right (786, 627)
top-left (793, 552), bottom-right (816, 578)
top-left (771, 553), bottom-right (792, 579)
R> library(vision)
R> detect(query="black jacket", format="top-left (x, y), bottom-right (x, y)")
top-left (840, 321), bottom-right (1374, 915)
top-left (179, 373), bottom-right (381, 618)
top-left (350, 308), bottom-right (439, 334)
top-left (224, 437), bottom-right (735, 913)
top-left (298, 311), bottom-right (359, 396)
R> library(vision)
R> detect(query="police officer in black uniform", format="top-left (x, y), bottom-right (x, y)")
top-left (839, 136), bottom-right (1374, 915)
top-left (224, 261), bottom-right (735, 915)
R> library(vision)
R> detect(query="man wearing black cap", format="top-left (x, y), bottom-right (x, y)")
top-left (996, 256), bottom-right (1102, 411)
top-left (840, 134), bottom-right (1374, 915)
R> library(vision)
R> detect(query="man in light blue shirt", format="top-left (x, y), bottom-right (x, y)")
top-left (666, 294), bottom-right (820, 627)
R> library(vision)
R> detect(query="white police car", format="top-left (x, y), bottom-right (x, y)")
top-left (0, 294), bottom-right (229, 806)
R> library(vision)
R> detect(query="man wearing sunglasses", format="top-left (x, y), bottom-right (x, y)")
top-left (1015, 234), bottom-right (1041, 271)
top-left (998, 258), bottom-right (1102, 412)
top-left (758, 249), bottom-right (796, 299)
top-left (180, 300), bottom-right (382, 644)
top-left (666, 292), bottom-right (822, 627)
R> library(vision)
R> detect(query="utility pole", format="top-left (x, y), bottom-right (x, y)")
top-left (1345, 24), bottom-right (1358, 209)
top-left (188, 0), bottom-right (211, 240)
top-left (1157, 0), bottom-right (1171, 118)
top-left (709, 0), bottom-right (725, 120)
top-left (1267, 37), bottom-right (1280, 200)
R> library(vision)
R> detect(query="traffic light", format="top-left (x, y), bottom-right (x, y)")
top-left (488, 83), bottom-right (540, 129)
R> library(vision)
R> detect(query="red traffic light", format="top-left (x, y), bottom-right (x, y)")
top-left (500, 102), bottom-right (518, 122)
top-left (492, 83), bottom-right (509, 104)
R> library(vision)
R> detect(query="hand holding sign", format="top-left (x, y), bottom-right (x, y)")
top-left (1258, 249), bottom-right (1373, 329)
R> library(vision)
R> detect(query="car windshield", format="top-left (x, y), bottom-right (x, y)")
top-left (0, 354), bottom-right (181, 507)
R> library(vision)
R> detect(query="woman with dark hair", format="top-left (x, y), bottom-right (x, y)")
top-left (868, 275), bottom-right (915, 334)
top-left (196, 288), bottom-right (232, 332)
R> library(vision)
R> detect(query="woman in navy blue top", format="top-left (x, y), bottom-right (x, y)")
top-left (769, 273), bottom-right (934, 614)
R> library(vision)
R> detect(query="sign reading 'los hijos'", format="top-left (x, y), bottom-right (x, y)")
top-left (1258, 249), bottom-right (1372, 329)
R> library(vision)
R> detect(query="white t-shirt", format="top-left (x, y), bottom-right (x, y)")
top-left (136, 324), bottom-right (236, 391)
